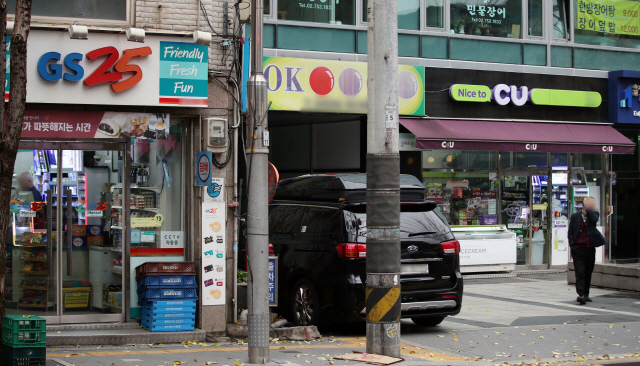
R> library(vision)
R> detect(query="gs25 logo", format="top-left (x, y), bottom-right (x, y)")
top-left (37, 46), bottom-right (152, 92)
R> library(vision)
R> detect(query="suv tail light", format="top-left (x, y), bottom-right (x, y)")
top-left (337, 243), bottom-right (366, 258)
top-left (441, 240), bottom-right (460, 254)
top-left (268, 243), bottom-right (275, 256)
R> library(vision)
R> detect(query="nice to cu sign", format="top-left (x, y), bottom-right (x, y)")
top-left (23, 31), bottom-right (208, 107)
top-left (450, 84), bottom-right (602, 108)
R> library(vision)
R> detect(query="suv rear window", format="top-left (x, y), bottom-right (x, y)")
top-left (344, 208), bottom-right (451, 244)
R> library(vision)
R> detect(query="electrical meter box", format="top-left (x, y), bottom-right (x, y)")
top-left (205, 117), bottom-right (228, 153)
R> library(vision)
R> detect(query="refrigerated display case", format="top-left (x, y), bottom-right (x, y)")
top-left (451, 225), bottom-right (517, 273)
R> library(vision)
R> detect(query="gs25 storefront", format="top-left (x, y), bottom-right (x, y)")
top-left (6, 30), bottom-right (208, 324)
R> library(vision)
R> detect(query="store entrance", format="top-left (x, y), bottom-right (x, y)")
top-left (8, 141), bottom-right (126, 324)
top-left (500, 171), bottom-right (552, 268)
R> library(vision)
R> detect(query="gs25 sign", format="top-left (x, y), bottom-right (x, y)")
top-left (37, 46), bottom-right (152, 93)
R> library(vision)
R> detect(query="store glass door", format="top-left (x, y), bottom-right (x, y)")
top-left (529, 173), bottom-right (550, 267)
top-left (9, 142), bottom-right (126, 324)
top-left (500, 174), bottom-right (530, 265)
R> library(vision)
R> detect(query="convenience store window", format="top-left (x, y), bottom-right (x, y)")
top-left (279, 0), bottom-right (356, 25)
top-left (424, 172), bottom-right (498, 226)
top-left (423, 150), bottom-right (497, 170)
top-left (450, 0), bottom-right (522, 38)
top-left (574, 0), bottom-right (640, 49)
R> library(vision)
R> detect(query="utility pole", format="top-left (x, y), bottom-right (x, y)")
top-left (365, 0), bottom-right (400, 358)
top-left (246, 0), bottom-right (270, 363)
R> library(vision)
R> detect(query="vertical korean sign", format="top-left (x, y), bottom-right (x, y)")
top-left (159, 41), bottom-right (209, 106)
top-left (576, 0), bottom-right (640, 36)
top-left (202, 202), bottom-right (226, 305)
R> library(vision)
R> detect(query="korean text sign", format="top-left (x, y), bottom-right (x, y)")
top-left (576, 0), bottom-right (640, 36)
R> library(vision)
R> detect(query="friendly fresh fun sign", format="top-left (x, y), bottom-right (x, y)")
top-left (159, 42), bottom-right (209, 106)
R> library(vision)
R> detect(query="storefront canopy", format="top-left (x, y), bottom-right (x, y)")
top-left (400, 119), bottom-right (636, 154)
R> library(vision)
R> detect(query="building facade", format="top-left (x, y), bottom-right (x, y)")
top-left (7, 0), bottom-right (239, 335)
top-left (257, 0), bottom-right (640, 272)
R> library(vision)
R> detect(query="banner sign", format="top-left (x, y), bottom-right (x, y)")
top-left (577, 0), bottom-right (640, 36)
top-left (19, 110), bottom-right (170, 139)
top-left (202, 202), bottom-right (226, 305)
top-left (263, 57), bottom-right (425, 116)
top-left (14, 30), bottom-right (206, 107)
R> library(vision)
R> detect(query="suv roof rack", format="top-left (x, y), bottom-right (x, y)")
top-left (273, 174), bottom-right (426, 203)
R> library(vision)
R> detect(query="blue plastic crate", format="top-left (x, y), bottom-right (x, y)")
top-left (136, 275), bottom-right (197, 291)
top-left (142, 318), bottom-right (195, 332)
top-left (142, 310), bottom-right (196, 319)
top-left (142, 305), bottom-right (196, 314)
top-left (141, 315), bottom-right (195, 326)
top-left (137, 288), bottom-right (198, 305)
top-left (141, 300), bottom-right (197, 307)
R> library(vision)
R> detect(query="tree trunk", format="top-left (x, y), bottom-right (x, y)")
top-left (0, 0), bottom-right (32, 357)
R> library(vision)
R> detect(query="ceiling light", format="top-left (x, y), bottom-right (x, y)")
top-left (68, 24), bottom-right (88, 40)
top-left (126, 27), bottom-right (145, 42)
top-left (193, 30), bottom-right (212, 46)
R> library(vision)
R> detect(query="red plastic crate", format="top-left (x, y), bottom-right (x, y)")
top-left (135, 262), bottom-right (196, 279)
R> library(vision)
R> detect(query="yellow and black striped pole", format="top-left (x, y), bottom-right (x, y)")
top-left (366, 0), bottom-right (401, 357)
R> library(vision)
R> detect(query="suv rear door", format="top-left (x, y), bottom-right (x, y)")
top-left (343, 206), bottom-right (458, 292)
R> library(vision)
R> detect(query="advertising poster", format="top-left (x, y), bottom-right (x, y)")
top-left (577, 0), bottom-right (640, 36)
top-left (202, 202), bottom-right (226, 305)
top-left (20, 111), bottom-right (169, 140)
top-left (263, 57), bottom-right (425, 116)
top-left (552, 219), bottom-right (569, 266)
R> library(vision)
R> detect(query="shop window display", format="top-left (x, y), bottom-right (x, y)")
top-left (424, 173), bottom-right (498, 226)
top-left (450, 0), bottom-right (522, 38)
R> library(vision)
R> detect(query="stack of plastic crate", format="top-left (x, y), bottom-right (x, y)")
top-left (2, 315), bottom-right (46, 366)
top-left (136, 262), bottom-right (197, 332)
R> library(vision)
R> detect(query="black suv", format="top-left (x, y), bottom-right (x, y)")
top-left (269, 174), bottom-right (463, 327)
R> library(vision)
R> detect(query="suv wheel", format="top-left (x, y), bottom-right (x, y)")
top-left (411, 316), bottom-right (446, 327)
top-left (291, 279), bottom-right (319, 326)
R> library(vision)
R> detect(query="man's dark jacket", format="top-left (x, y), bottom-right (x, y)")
top-left (567, 210), bottom-right (605, 248)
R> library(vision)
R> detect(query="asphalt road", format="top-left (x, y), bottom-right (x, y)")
top-left (45, 273), bottom-right (640, 366)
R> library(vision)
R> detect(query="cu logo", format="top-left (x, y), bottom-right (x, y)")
top-left (525, 144), bottom-right (538, 151)
top-left (441, 141), bottom-right (455, 149)
top-left (602, 146), bottom-right (613, 152)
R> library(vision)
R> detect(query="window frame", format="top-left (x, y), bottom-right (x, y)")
top-left (422, 0), bottom-right (447, 32)
top-left (8, 0), bottom-right (133, 26)
top-left (274, 0), bottom-right (360, 27)
top-left (550, 0), bottom-right (571, 42)
top-left (524, 0), bottom-right (546, 40)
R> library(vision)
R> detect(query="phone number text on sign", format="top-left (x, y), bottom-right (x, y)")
top-left (298, 2), bottom-right (333, 10)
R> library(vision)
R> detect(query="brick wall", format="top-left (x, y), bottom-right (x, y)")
top-left (136, 0), bottom-right (238, 70)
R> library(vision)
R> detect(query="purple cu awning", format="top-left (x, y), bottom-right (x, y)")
top-left (400, 119), bottom-right (635, 154)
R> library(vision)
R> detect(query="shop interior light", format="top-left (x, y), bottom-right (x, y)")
top-left (126, 27), bottom-right (145, 43)
top-left (6, 21), bottom-right (14, 33)
top-left (193, 30), bottom-right (212, 46)
top-left (68, 24), bottom-right (88, 40)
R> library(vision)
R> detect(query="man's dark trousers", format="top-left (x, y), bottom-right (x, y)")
top-left (571, 246), bottom-right (596, 297)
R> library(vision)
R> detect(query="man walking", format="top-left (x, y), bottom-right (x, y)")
top-left (567, 197), bottom-right (605, 305)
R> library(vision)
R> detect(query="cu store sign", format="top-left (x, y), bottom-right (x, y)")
top-left (38, 46), bottom-right (152, 92)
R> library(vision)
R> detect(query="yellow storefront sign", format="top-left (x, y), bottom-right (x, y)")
top-left (263, 57), bottom-right (425, 116)
top-left (131, 214), bottom-right (164, 228)
top-left (576, 0), bottom-right (640, 36)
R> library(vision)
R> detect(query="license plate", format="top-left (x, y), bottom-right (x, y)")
top-left (401, 263), bottom-right (429, 275)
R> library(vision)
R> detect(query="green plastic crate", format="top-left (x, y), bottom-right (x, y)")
top-left (1, 345), bottom-right (45, 366)
top-left (2, 316), bottom-right (46, 348)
